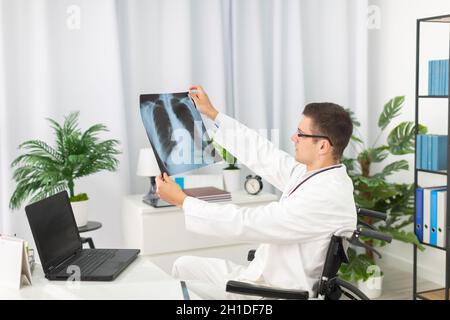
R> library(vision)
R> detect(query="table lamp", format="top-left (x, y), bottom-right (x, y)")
top-left (136, 148), bottom-right (161, 206)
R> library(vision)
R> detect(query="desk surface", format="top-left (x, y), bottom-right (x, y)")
top-left (126, 191), bottom-right (279, 214)
top-left (0, 256), bottom-right (194, 300)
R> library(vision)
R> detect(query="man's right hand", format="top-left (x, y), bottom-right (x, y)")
top-left (189, 85), bottom-right (219, 121)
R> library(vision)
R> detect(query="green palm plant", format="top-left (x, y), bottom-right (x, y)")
top-left (9, 112), bottom-right (121, 209)
top-left (339, 96), bottom-right (426, 282)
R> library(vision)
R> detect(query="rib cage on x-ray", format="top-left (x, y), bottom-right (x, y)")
top-left (152, 99), bottom-right (177, 158)
top-left (171, 96), bottom-right (207, 151)
top-left (140, 92), bottom-right (217, 175)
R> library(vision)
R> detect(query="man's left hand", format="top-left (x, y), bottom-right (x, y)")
top-left (155, 173), bottom-right (187, 208)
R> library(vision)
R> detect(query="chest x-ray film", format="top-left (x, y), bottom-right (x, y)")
top-left (140, 92), bottom-right (219, 175)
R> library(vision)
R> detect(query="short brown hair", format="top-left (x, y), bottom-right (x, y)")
top-left (302, 103), bottom-right (353, 160)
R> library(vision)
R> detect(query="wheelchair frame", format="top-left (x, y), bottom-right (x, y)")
top-left (226, 207), bottom-right (392, 300)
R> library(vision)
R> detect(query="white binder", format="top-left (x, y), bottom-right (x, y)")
top-left (423, 187), bottom-right (446, 244)
top-left (437, 190), bottom-right (447, 248)
top-left (423, 188), bottom-right (431, 244)
top-left (0, 236), bottom-right (32, 289)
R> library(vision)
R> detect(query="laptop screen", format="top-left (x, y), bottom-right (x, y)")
top-left (25, 191), bottom-right (81, 273)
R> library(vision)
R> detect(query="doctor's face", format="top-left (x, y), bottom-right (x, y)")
top-left (290, 116), bottom-right (321, 165)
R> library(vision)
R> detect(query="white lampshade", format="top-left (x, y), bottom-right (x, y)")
top-left (136, 148), bottom-right (161, 177)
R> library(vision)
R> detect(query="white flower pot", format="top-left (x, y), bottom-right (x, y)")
top-left (70, 200), bottom-right (89, 227)
top-left (357, 274), bottom-right (384, 299)
top-left (223, 169), bottom-right (241, 192)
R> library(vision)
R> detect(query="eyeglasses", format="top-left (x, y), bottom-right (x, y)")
top-left (297, 129), bottom-right (334, 146)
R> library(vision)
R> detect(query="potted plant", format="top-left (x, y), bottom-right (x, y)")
top-left (339, 248), bottom-right (384, 299)
top-left (339, 96), bottom-right (427, 298)
top-left (9, 112), bottom-right (121, 227)
top-left (212, 140), bottom-right (241, 192)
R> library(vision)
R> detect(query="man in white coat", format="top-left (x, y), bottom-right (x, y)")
top-left (155, 85), bottom-right (357, 299)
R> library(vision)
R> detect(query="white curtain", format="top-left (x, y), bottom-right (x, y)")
top-left (0, 0), bottom-right (368, 248)
top-left (300, 0), bottom-right (369, 144)
top-left (0, 0), bottom-right (129, 247)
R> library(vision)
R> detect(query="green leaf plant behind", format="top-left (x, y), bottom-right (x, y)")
top-left (9, 112), bottom-right (121, 209)
top-left (339, 96), bottom-right (427, 282)
top-left (211, 139), bottom-right (238, 170)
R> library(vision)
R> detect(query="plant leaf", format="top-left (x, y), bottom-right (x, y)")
top-left (378, 96), bottom-right (404, 130)
top-left (345, 108), bottom-right (361, 127)
top-left (374, 160), bottom-right (409, 179)
top-left (379, 226), bottom-right (425, 251)
top-left (342, 157), bottom-right (356, 172)
top-left (338, 248), bottom-right (376, 282)
top-left (351, 135), bottom-right (364, 144)
top-left (368, 146), bottom-right (389, 163)
top-left (211, 138), bottom-right (237, 166)
top-left (63, 112), bottom-right (80, 135)
top-left (388, 122), bottom-right (422, 155)
top-left (387, 122), bottom-right (427, 155)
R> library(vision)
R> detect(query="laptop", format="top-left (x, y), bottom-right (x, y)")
top-left (25, 191), bottom-right (140, 281)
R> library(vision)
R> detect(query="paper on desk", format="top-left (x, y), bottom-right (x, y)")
top-left (0, 236), bottom-right (32, 290)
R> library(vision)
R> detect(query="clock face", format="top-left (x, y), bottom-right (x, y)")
top-left (245, 178), bottom-right (261, 194)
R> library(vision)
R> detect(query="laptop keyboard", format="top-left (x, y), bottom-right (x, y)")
top-left (69, 249), bottom-right (118, 275)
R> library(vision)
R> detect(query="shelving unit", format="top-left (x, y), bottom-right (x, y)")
top-left (414, 14), bottom-right (450, 300)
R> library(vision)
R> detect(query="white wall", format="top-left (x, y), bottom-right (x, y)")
top-left (368, 0), bottom-right (450, 285)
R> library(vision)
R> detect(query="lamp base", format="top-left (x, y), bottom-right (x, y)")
top-left (142, 176), bottom-right (175, 208)
top-left (142, 198), bottom-right (175, 208)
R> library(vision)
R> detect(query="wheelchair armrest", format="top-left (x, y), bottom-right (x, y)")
top-left (226, 280), bottom-right (309, 300)
top-left (247, 250), bottom-right (256, 261)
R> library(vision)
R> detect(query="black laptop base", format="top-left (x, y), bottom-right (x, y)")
top-left (46, 249), bottom-right (140, 281)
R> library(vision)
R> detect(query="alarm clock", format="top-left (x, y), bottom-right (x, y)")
top-left (244, 175), bottom-right (263, 195)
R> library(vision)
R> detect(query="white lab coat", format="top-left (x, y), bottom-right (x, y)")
top-left (179, 112), bottom-right (357, 297)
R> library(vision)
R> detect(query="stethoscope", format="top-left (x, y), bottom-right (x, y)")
top-left (287, 165), bottom-right (343, 197)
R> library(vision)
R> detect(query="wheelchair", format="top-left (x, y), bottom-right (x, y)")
top-left (226, 207), bottom-right (393, 300)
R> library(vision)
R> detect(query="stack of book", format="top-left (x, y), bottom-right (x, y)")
top-left (416, 187), bottom-right (447, 248)
top-left (184, 186), bottom-right (232, 202)
top-left (416, 134), bottom-right (448, 171)
top-left (428, 59), bottom-right (449, 96)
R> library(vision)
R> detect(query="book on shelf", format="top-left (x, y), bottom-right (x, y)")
top-left (428, 59), bottom-right (449, 96)
top-left (184, 186), bottom-right (232, 202)
top-left (416, 134), bottom-right (448, 171)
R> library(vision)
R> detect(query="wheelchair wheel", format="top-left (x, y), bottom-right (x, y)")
top-left (335, 278), bottom-right (370, 300)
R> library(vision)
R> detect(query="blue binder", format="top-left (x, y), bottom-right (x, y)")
top-left (415, 188), bottom-right (424, 242)
top-left (430, 188), bottom-right (446, 246)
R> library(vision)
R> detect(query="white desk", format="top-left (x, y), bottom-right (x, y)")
top-left (122, 191), bottom-right (278, 255)
top-left (0, 256), bottom-right (197, 300)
